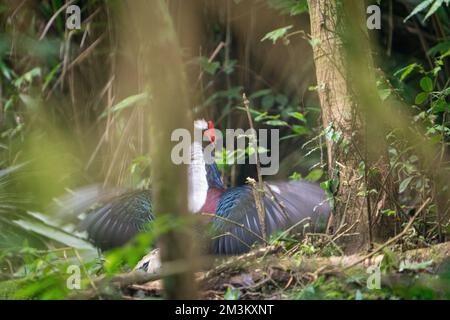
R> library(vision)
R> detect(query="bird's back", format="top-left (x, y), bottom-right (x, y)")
top-left (73, 170), bottom-right (330, 254)
top-left (209, 180), bottom-right (330, 255)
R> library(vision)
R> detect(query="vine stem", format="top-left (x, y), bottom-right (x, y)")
top-left (243, 93), bottom-right (267, 241)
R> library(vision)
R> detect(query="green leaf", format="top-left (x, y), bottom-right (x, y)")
top-left (0, 59), bottom-right (13, 80)
top-left (305, 169), bottom-right (323, 182)
top-left (443, 87), bottom-right (450, 97)
top-left (381, 209), bottom-right (396, 217)
top-left (378, 88), bottom-right (392, 101)
top-left (261, 25), bottom-right (293, 44)
top-left (197, 56), bottom-right (221, 75)
top-left (265, 119), bottom-right (288, 126)
top-left (289, 172), bottom-right (302, 181)
top-left (399, 259), bottom-right (433, 272)
top-left (415, 92), bottom-right (429, 105)
top-left (217, 86), bottom-right (243, 99)
top-left (24, 67), bottom-right (41, 82)
top-left (289, 112), bottom-right (306, 122)
top-left (431, 100), bottom-right (448, 113)
top-left (236, 106), bottom-right (262, 117)
top-left (289, 0), bottom-right (308, 15)
top-left (224, 287), bottom-right (239, 300)
top-left (99, 92), bottom-right (149, 118)
top-left (249, 89), bottom-right (272, 99)
top-left (403, 0), bottom-right (433, 22)
top-left (424, 0), bottom-right (444, 21)
top-left (14, 67), bottom-right (41, 88)
top-left (267, 0), bottom-right (308, 16)
top-left (420, 77), bottom-right (433, 92)
top-left (262, 94), bottom-right (275, 109)
top-left (0, 162), bottom-right (28, 177)
top-left (246, 145), bottom-right (268, 156)
top-left (13, 219), bottom-right (95, 251)
top-left (292, 125), bottom-right (308, 135)
top-left (223, 59), bottom-right (237, 74)
top-left (43, 63), bottom-right (61, 92)
top-left (428, 40), bottom-right (450, 56)
top-left (275, 94), bottom-right (288, 106)
top-left (441, 48), bottom-right (450, 59)
top-left (394, 63), bottom-right (418, 81)
top-left (254, 112), bottom-right (269, 122)
top-left (399, 176), bottom-right (414, 193)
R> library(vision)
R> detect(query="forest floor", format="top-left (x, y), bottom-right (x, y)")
top-left (113, 242), bottom-right (450, 300)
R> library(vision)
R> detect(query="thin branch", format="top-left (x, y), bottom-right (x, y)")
top-left (264, 182), bottom-right (289, 221)
top-left (211, 232), bottom-right (252, 251)
top-left (243, 93), bottom-right (266, 241)
top-left (343, 198), bottom-right (431, 271)
top-left (196, 41), bottom-right (225, 84)
top-left (201, 212), bottom-right (269, 246)
top-left (39, 0), bottom-right (77, 40)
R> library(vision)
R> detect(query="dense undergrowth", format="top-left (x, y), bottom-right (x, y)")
top-left (0, 0), bottom-right (449, 299)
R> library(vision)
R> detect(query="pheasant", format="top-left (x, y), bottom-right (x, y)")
top-left (77, 119), bottom-right (330, 254)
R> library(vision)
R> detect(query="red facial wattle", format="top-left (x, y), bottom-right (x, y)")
top-left (205, 120), bottom-right (216, 144)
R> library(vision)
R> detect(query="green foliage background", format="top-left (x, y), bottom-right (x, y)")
top-left (0, 0), bottom-right (448, 299)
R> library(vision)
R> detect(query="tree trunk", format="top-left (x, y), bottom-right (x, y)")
top-left (308, 0), bottom-right (397, 253)
top-left (123, 0), bottom-right (198, 299)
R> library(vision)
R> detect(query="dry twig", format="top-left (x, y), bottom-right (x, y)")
top-left (343, 197), bottom-right (432, 270)
top-left (243, 93), bottom-right (267, 241)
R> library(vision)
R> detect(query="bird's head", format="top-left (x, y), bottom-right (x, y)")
top-left (194, 119), bottom-right (216, 145)
top-left (204, 120), bottom-right (216, 144)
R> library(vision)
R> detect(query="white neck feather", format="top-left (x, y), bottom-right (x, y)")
top-left (188, 141), bottom-right (208, 213)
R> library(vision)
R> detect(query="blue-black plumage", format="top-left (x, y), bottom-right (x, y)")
top-left (63, 120), bottom-right (331, 254)
top-left (77, 162), bottom-right (330, 254)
